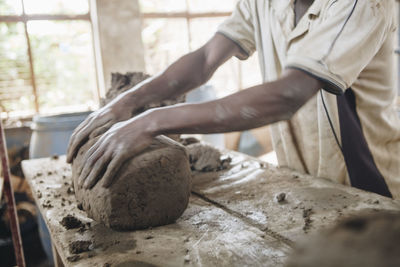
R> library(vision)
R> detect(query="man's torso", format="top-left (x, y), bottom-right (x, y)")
top-left (218, 0), bottom-right (400, 197)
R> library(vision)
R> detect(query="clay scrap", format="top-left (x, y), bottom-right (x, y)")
top-left (285, 211), bottom-right (400, 267)
top-left (69, 240), bottom-right (92, 254)
top-left (186, 143), bottom-right (231, 172)
top-left (60, 214), bottom-right (83, 230)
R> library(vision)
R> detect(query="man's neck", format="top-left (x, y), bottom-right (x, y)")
top-left (294, 0), bottom-right (315, 25)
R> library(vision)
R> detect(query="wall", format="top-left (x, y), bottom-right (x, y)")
top-left (92, 0), bottom-right (145, 95)
top-left (397, 1), bottom-right (400, 96)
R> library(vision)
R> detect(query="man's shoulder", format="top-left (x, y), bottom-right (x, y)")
top-left (322, 0), bottom-right (396, 27)
top-left (324, 0), bottom-right (395, 12)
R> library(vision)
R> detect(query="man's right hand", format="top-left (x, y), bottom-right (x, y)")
top-left (66, 95), bottom-right (134, 163)
top-left (67, 33), bottom-right (244, 164)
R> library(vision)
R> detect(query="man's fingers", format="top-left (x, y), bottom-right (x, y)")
top-left (78, 144), bottom-right (105, 187)
top-left (67, 132), bottom-right (90, 163)
top-left (72, 115), bottom-right (92, 136)
top-left (89, 121), bottom-right (113, 139)
top-left (102, 142), bottom-right (149, 188)
top-left (66, 115), bottom-right (111, 163)
top-left (82, 137), bottom-right (104, 164)
top-left (84, 151), bottom-right (112, 189)
top-left (102, 155), bottom-right (126, 188)
top-left (66, 117), bottom-right (94, 163)
top-left (77, 133), bottom-right (109, 175)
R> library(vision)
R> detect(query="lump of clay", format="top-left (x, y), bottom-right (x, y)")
top-left (72, 72), bottom-right (191, 230)
top-left (285, 211), bottom-right (400, 267)
top-left (186, 143), bottom-right (231, 172)
top-left (72, 135), bottom-right (192, 230)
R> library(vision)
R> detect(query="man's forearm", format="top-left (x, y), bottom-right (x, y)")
top-left (146, 69), bottom-right (322, 136)
top-left (121, 34), bottom-right (240, 108)
top-left (125, 50), bottom-right (210, 107)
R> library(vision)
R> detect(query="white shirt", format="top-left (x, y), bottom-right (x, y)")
top-left (217, 0), bottom-right (400, 198)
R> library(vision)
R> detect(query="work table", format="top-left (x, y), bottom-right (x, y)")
top-left (22, 151), bottom-right (400, 267)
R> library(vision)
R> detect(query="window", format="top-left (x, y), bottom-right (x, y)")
top-left (0, 0), bottom-right (98, 118)
top-left (140, 0), bottom-right (262, 99)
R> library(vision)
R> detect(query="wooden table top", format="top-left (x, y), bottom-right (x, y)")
top-left (22, 151), bottom-right (400, 267)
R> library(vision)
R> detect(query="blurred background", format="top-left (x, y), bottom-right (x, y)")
top-left (1, 0), bottom-right (399, 155)
top-left (0, 0), bottom-right (261, 117)
top-left (0, 1), bottom-right (399, 266)
top-left (0, 0), bottom-right (275, 157)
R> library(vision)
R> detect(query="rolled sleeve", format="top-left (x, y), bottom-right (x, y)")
top-left (286, 0), bottom-right (393, 95)
top-left (217, 0), bottom-right (256, 60)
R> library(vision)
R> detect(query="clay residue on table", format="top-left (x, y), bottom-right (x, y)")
top-left (301, 208), bottom-right (313, 233)
top-left (60, 214), bottom-right (83, 230)
top-left (67, 255), bottom-right (81, 262)
top-left (285, 211), bottom-right (400, 267)
top-left (69, 240), bottom-right (92, 254)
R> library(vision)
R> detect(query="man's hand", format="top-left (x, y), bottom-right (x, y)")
top-left (75, 68), bottom-right (322, 189)
top-left (76, 112), bottom-right (155, 189)
top-left (67, 34), bottom-right (240, 164)
top-left (66, 95), bottom-right (135, 163)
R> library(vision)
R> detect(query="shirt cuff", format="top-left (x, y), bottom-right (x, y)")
top-left (286, 56), bottom-right (347, 95)
top-left (216, 31), bottom-right (252, 60)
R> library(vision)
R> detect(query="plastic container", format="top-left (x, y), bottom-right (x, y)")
top-left (29, 111), bottom-right (91, 158)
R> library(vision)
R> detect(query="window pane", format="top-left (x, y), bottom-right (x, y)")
top-left (0, 0), bottom-right (22, 15)
top-left (209, 58), bottom-right (240, 98)
top-left (189, 17), bottom-right (225, 49)
top-left (28, 21), bottom-right (96, 113)
top-left (187, 0), bottom-right (237, 13)
top-left (142, 19), bottom-right (189, 74)
top-left (190, 17), bottom-right (239, 97)
top-left (139, 0), bottom-right (186, 13)
top-left (0, 22), bottom-right (35, 116)
top-left (241, 53), bottom-right (262, 89)
top-left (23, 0), bottom-right (89, 15)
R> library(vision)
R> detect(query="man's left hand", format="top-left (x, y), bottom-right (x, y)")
top-left (77, 113), bottom-right (155, 189)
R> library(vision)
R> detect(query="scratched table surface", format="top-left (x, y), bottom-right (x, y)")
top-left (22, 151), bottom-right (400, 267)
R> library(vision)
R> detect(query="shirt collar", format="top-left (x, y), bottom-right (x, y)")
top-left (308, 0), bottom-right (323, 18)
top-left (271, 0), bottom-right (322, 19)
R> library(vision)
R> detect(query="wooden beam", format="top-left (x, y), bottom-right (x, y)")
top-left (0, 12), bottom-right (229, 22)
top-left (23, 20), bottom-right (39, 113)
top-left (142, 11), bottom-right (231, 19)
top-left (0, 13), bottom-right (90, 22)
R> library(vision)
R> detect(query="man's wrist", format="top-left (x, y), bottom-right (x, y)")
top-left (116, 81), bottom-right (150, 110)
top-left (142, 109), bottom-right (162, 137)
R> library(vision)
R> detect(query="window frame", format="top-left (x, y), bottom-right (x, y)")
top-left (0, 0), bottom-right (99, 115)
top-left (140, 1), bottom-right (245, 91)
top-left (1, 0), bottom-right (398, 116)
